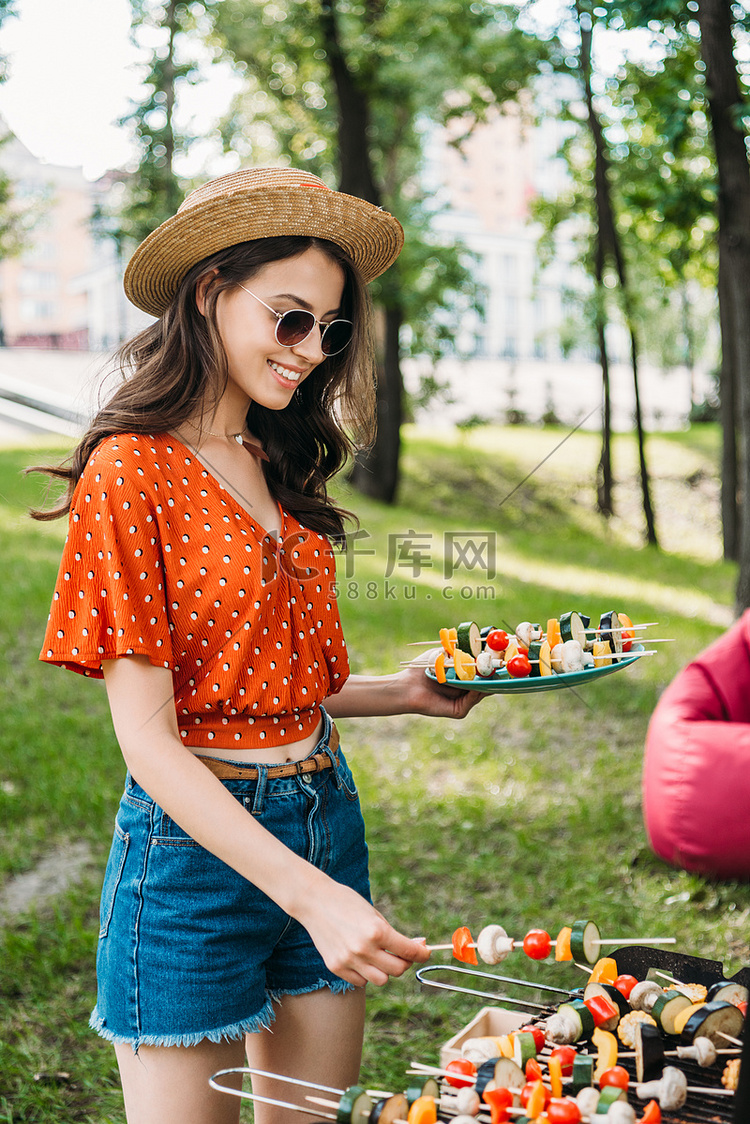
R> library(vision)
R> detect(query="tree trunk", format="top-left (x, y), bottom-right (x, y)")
top-left (595, 300), bottom-right (614, 516)
top-left (318, 0), bottom-right (404, 503)
top-left (580, 9), bottom-right (658, 543)
top-left (349, 306), bottom-right (403, 502)
top-left (698, 0), bottom-right (750, 608)
top-left (718, 253), bottom-right (739, 560)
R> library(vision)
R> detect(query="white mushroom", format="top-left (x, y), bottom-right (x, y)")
top-left (545, 1012), bottom-right (579, 1044)
top-left (475, 924), bottom-right (514, 965)
top-left (475, 650), bottom-right (495, 677)
top-left (450, 1116), bottom-right (479, 1124)
top-left (629, 980), bottom-right (664, 1013)
top-left (576, 1087), bottom-right (600, 1115)
top-left (460, 1037), bottom-right (501, 1064)
top-left (676, 1035), bottom-right (717, 1067)
top-left (603, 1105), bottom-right (636, 1123)
top-left (561, 639), bottom-right (585, 673)
top-left (515, 621), bottom-right (534, 648)
top-left (454, 1088), bottom-right (481, 1116)
top-left (550, 643), bottom-right (564, 672)
top-left (636, 1066), bottom-right (688, 1111)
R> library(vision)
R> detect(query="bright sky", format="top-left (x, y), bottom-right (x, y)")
top-left (0, 0), bottom-right (241, 181)
top-left (0, 0), bottom-right (659, 183)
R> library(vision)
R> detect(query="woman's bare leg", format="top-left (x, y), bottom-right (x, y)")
top-left (114, 1036), bottom-right (246, 1124)
top-left (246, 987), bottom-right (367, 1124)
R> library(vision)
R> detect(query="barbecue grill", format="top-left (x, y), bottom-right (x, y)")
top-left (418, 947), bottom-right (750, 1124)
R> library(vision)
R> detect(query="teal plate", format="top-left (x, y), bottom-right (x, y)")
top-left (425, 644), bottom-right (645, 693)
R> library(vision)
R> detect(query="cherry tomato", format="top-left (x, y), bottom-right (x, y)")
top-left (525, 1057), bottom-right (544, 1082)
top-left (549, 1046), bottom-right (576, 1077)
top-left (523, 929), bottom-right (552, 960)
top-left (486, 628), bottom-right (510, 652)
top-left (618, 612), bottom-right (635, 653)
top-left (506, 652), bottom-right (532, 678)
top-left (519, 1024), bottom-right (547, 1053)
top-left (546, 1100), bottom-right (582, 1124)
top-left (451, 926), bottom-right (478, 965)
top-left (445, 1058), bottom-right (477, 1088)
top-left (613, 974), bottom-right (639, 1000)
top-left (640, 1100), bottom-right (662, 1124)
top-left (599, 1065), bottom-right (629, 1091)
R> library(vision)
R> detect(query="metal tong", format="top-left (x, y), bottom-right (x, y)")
top-left (415, 963), bottom-right (571, 1013)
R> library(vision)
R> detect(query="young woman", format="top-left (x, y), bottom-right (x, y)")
top-left (36, 167), bottom-right (481, 1124)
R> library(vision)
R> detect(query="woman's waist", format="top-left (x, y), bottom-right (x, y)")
top-left (180, 708), bottom-right (325, 762)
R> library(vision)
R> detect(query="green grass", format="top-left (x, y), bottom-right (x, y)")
top-left (1, 423), bottom-right (747, 1122)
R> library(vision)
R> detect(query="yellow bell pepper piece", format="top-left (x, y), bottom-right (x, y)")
top-left (453, 649), bottom-right (476, 681)
top-left (592, 1026), bottom-right (619, 1083)
top-left (547, 1053), bottom-right (563, 1098)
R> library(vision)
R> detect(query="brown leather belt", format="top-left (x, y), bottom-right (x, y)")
top-left (197, 722), bottom-right (340, 780)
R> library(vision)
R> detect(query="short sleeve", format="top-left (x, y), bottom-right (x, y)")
top-left (40, 444), bottom-right (173, 677)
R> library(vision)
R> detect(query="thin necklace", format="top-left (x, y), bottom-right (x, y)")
top-left (184, 421), bottom-right (270, 462)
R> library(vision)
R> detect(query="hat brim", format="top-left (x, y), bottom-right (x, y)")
top-left (123, 184), bottom-right (404, 317)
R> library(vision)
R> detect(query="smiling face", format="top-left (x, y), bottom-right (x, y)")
top-left (208, 246), bottom-right (347, 420)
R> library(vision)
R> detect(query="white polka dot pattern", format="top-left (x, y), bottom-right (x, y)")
top-left (40, 433), bottom-right (350, 748)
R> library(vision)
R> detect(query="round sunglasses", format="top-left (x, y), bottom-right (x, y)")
top-left (238, 284), bottom-right (353, 356)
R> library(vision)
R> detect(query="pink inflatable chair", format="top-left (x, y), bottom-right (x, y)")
top-left (643, 610), bottom-right (750, 880)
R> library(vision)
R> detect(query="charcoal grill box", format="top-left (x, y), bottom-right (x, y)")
top-left (439, 1006), bottom-right (528, 1068)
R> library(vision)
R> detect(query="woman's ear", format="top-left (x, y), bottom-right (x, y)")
top-left (195, 269), bottom-right (219, 316)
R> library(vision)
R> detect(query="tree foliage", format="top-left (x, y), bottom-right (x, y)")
top-left (207, 0), bottom-right (548, 500)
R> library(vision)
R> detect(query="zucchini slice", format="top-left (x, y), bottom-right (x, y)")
top-left (337, 1087), bottom-right (374, 1124)
top-left (570, 918), bottom-right (601, 964)
top-left (404, 1078), bottom-right (439, 1105)
top-left (512, 1031), bottom-right (537, 1068)
top-left (528, 639), bottom-right (552, 678)
top-left (571, 1053), bottom-right (594, 1092)
top-left (491, 1058), bottom-right (524, 1102)
top-left (650, 989), bottom-right (694, 1036)
top-left (557, 999), bottom-right (595, 1040)
top-left (679, 999), bottom-right (745, 1046)
top-left (456, 621), bottom-right (482, 657)
top-left (559, 611), bottom-right (587, 647)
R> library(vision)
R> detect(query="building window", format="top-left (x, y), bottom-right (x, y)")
top-left (20, 299), bottom-right (57, 321)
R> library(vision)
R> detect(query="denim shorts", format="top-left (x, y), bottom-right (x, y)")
top-left (89, 713), bottom-right (371, 1050)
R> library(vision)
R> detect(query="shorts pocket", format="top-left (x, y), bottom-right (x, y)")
top-left (99, 821), bottom-right (130, 939)
top-left (336, 760), bottom-right (360, 802)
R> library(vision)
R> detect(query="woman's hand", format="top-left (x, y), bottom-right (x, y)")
top-left (396, 648), bottom-right (486, 719)
top-left (324, 651), bottom-right (486, 721)
top-left (294, 876), bottom-right (430, 988)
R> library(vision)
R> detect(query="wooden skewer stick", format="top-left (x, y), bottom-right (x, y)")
top-left (401, 651), bottom-right (660, 667)
top-left (424, 936), bottom-right (675, 952)
top-left (717, 1031), bottom-right (744, 1046)
top-left (407, 624), bottom-right (660, 645)
top-left (685, 1086), bottom-right (735, 1095)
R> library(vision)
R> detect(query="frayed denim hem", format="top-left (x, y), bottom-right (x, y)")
top-left (88, 998), bottom-right (276, 1053)
top-left (268, 976), bottom-right (355, 1003)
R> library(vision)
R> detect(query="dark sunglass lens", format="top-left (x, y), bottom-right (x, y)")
top-left (321, 319), bottom-right (353, 356)
top-left (276, 309), bottom-right (316, 346)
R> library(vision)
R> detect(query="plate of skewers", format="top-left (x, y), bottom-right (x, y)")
top-left (413, 610), bottom-right (669, 693)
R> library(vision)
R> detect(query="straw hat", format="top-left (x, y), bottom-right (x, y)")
top-left (123, 167), bottom-right (405, 316)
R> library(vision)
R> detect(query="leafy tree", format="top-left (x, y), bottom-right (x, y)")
top-left (110, 0), bottom-right (203, 246)
top-left (209, 0), bottom-right (547, 502)
top-left (605, 0), bottom-right (750, 601)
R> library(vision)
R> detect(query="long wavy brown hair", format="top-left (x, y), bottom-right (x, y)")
top-left (28, 236), bottom-right (376, 544)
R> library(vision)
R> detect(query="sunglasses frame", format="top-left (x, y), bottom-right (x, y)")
top-left (237, 284), bottom-right (353, 356)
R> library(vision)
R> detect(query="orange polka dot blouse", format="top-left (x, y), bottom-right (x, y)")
top-left (40, 433), bottom-right (350, 749)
